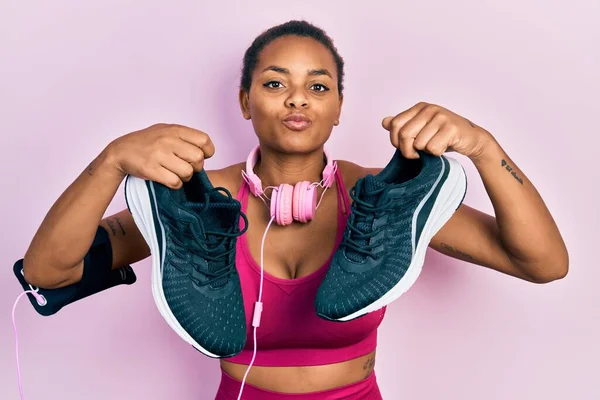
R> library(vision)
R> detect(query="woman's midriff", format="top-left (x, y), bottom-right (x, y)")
top-left (219, 349), bottom-right (376, 394)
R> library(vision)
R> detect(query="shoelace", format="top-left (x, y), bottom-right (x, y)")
top-left (167, 187), bottom-right (249, 288)
top-left (341, 182), bottom-right (392, 260)
top-left (341, 179), bottom-right (419, 260)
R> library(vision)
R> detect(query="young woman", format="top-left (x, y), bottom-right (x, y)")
top-left (22, 20), bottom-right (568, 399)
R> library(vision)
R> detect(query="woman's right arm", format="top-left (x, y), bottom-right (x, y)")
top-left (22, 123), bottom-right (215, 289)
top-left (22, 150), bottom-right (147, 289)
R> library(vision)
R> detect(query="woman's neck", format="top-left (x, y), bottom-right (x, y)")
top-left (253, 147), bottom-right (328, 189)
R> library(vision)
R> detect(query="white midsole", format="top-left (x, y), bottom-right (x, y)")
top-left (125, 176), bottom-right (219, 358)
top-left (338, 156), bottom-right (467, 321)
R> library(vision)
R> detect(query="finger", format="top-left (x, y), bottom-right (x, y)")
top-left (159, 153), bottom-right (195, 184)
top-left (413, 114), bottom-right (444, 151)
top-left (154, 167), bottom-right (184, 190)
top-left (384, 103), bottom-right (429, 159)
top-left (395, 108), bottom-right (439, 159)
top-left (381, 116), bottom-right (395, 132)
top-left (176, 126), bottom-right (216, 159)
top-left (397, 135), bottom-right (419, 159)
top-left (381, 102), bottom-right (428, 132)
top-left (423, 124), bottom-right (454, 157)
top-left (172, 140), bottom-right (205, 172)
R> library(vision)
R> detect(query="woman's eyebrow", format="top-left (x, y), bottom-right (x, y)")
top-left (260, 65), bottom-right (332, 79)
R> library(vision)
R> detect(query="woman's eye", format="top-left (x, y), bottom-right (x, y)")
top-left (264, 81), bottom-right (329, 92)
top-left (312, 84), bottom-right (329, 92)
top-left (264, 81), bottom-right (282, 89)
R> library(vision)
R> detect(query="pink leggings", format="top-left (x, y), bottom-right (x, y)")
top-left (214, 367), bottom-right (383, 399)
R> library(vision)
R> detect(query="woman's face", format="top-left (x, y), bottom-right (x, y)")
top-left (239, 35), bottom-right (343, 155)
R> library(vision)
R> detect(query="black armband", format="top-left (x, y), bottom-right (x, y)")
top-left (13, 225), bottom-right (137, 316)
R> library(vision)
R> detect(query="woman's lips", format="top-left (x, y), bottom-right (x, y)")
top-left (282, 120), bottom-right (312, 131)
top-left (282, 113), bottom-right (312, 131)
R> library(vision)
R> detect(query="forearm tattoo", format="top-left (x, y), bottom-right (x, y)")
top-left (441, 242), bottom-right (474, 260)
top-left (501, 159), bottom-right (523, 185)
top-left (106, 217), bottom-right (126, 236)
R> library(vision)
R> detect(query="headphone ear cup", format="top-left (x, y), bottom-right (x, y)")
top-left (303, 183), bottom-right (317, 222)
top-left (292, 181), bottom-right (304, 222)
top-left (269, 186), bottom-right (278, 222)
top-left (293, 181), bottom-right (317, 223)
top-left (271, 184), bottom-right (293, 226)
top-left (292, 181), bottom-right (317, 223)
top-left (281, 184), bottom-right (294, 226)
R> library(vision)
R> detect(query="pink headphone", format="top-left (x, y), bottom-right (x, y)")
top-left (244, 145), bottom-right (336, 226)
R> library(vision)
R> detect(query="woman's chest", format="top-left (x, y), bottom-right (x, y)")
top-left (243, 192), bottom-right (341, 280)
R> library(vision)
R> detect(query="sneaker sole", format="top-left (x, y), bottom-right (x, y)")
top-left (125, 176), bottom-right (220, 358)
top-left (337, 156), bottom-right (467, 321)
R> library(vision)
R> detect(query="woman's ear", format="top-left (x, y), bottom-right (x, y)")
top-left (334, 95), bottom-right (343, 126)
top-left (239, 89), bottom-right (251, 120)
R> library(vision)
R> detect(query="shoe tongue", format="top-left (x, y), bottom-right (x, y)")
top-left (180, 184), bottom-right (240, 232)
top-left (202, 195), bottom-right (240, 234)
top-left (361, 174), bottom-right (388, 206)
top-left (363, 174), bottom-right (387, 191)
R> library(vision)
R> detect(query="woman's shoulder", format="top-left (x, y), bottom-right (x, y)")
top-left (205, 162), bottom-right (246, 197)
top-left (335, 159), bottom-right (382, 191)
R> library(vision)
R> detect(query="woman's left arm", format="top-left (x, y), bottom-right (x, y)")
top-left (381, 102), bottom-right (569, 284)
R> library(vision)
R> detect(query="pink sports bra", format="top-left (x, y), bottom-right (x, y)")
top-left (225, 165), bottom-right (387, 367)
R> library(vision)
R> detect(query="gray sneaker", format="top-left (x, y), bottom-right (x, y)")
top-left (125, 170), bottom-right (248, 357)
top-left (316, 150), bottom-right (467, 321)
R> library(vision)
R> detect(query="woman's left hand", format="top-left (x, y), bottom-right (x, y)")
top-left (382, 102), bottom-right (494, 160)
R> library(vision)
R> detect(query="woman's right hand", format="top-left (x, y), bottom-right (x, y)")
top-left (106, 123), bottom-right (215, 189)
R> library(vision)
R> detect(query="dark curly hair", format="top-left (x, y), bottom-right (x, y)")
top-left (240, 20), bottom-right (345, 97)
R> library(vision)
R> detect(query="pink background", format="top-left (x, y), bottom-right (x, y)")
top-left (1, 1), bottom-right (597, 399)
